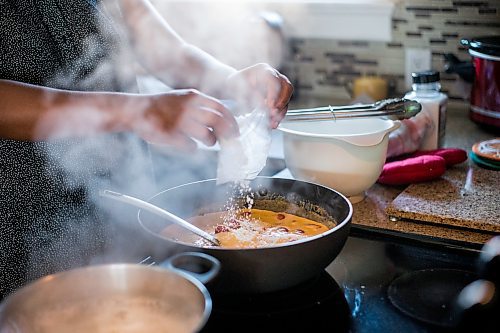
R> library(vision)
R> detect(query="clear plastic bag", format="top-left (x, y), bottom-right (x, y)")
top-left (217, 105), bottom-right (271, 184)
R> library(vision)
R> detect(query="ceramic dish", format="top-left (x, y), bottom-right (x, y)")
top-left (472, 138), bottom-right (500, 162)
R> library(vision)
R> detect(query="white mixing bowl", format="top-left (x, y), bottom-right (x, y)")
top-left (278, 118), bottom-right (400, 203)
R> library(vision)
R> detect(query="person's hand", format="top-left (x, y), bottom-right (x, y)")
top-left (129, 89), bottom-right (239, 151)
top-left (224, 63), bottom-right (293, 128)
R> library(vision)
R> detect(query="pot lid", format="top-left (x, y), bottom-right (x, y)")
top-left (461, 36), bottom-right (500, 57)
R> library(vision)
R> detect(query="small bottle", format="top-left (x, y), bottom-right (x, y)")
top-left (404, 71), bottom-right (448, 150)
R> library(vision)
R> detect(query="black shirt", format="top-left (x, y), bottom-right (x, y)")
top-left (0, 0), bottom-right (152, 299)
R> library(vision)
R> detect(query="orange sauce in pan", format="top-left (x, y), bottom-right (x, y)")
top-left (162, 209), bottom-right (330, 248)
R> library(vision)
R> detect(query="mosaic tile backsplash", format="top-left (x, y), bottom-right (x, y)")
top-left (284, 0), bottom-right (500, 103)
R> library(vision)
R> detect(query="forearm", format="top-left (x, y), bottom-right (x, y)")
top-left (0, 80), bottom-right (136, 141)
top-left (162, 43), bottom-right (236, 97)
top-left (118, 0), bottom-right (236, 97)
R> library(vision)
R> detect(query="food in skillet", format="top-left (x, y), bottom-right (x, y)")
top-left (161, 208), bottom-right (332, 248)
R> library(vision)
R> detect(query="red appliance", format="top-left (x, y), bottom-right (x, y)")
top-left (445, 36), bottom-right (500, 129)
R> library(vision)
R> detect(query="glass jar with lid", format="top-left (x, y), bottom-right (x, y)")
top-left (404, 70), bottom-right (448, 150)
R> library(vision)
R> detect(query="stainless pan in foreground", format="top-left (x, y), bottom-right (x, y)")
top-left (0, 252), bottom-right (219, 333)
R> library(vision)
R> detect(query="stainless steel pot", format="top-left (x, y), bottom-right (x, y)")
top-left (0, 252), bottom-right (219, 333)
top-left (138, 177), bottom-right (352, 294)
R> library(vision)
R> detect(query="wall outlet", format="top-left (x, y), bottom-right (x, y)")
top-left (405, 48), bottom-right (432, 89)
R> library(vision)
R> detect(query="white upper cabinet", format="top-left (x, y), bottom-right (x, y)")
top-left (264, 0), bottom-right (396, 41)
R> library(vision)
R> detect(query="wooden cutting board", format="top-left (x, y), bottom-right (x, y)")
top-left (386, 163), bottom-right (500, 233)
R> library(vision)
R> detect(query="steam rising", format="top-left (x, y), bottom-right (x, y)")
top-left (27, 0), bottom-right (284, 276)
top-left (150, 0), bottom-right (285, 69)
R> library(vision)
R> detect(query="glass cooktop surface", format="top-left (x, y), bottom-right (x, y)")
top-left (197, 236), bottom-right (479, 333)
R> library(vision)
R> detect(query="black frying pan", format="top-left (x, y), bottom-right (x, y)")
top-left (138, 177), bottom-right (352, 294)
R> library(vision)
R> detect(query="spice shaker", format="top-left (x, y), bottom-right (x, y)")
top-left (404, 71), bottom-right (448, 150)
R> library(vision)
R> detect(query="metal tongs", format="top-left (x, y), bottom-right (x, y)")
top-left (284, 98), bottom-right (422, 122)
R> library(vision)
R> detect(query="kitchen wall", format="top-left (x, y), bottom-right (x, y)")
top-left (284, 0), bottom-right (500, 103)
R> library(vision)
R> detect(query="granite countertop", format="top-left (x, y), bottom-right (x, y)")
top-left (347, 102), bottom-right (499, 248)
top-left (278, 98), bottom-right (499, 249)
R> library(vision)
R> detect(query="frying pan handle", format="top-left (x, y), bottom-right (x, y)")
top-left (160, 252), bottom-right (221, 285)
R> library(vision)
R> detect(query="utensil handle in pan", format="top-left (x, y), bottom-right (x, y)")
top-left (99, 190), bottom-right (220, 246)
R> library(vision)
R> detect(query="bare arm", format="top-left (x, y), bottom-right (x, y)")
top-left (116, 0), bottom-right (293, 127)
top-left (0, 79), bottom-right (129, 141)
top-left (0, 79), bottom-right (237, 149)
top-left (0, 1), bottom-right (291, 144)
top-left (117, 0), bottom-right (236, 98)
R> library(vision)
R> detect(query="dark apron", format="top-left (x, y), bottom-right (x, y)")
top-left (0, 0), bottom-right (154, 299)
